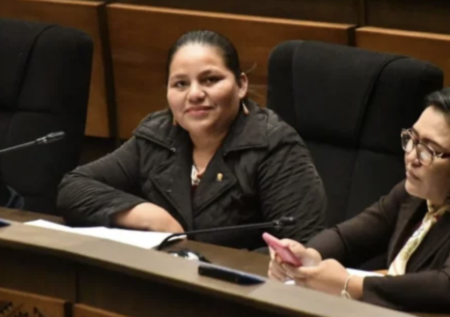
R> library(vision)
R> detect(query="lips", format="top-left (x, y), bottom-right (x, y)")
top-left (185, 106), bottom-right (213, 113)
top-left (406, 169), bottom-right (420, 181)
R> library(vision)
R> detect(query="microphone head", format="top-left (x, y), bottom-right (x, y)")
top-left (46, 131), bottom-right (65, 142)
top-left (273, 217), bottom-right (295, 227)
top-left (36, 131), bottom-right (65, 145)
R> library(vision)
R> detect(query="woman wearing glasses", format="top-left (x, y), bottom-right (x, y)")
top-left (267, 87), bottom-right (450, 312)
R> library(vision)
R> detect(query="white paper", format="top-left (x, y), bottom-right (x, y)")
top-left (25, 219), bottom-right (181, 249)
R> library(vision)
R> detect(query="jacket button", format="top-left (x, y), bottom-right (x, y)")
top-left (170, 147), bottom-right (176, 153)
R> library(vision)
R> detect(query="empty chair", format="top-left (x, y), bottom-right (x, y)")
top-left (267, 40), bottom-right (443, 226)
top-left (0, 18), bottom-right (93, 214)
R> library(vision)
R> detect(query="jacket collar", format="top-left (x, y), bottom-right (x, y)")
top-left (388, 194), bottom-right (450, 272)
top-left (133, 100), bottom-right (268, 154)
top-left (388, 196), bottom-right (425, 263)
top-left (408, 212), bottom-right (450, 271)
top-left (132, 101), bottom-right (269, 230)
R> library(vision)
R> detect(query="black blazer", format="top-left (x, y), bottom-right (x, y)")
top-left (58, 101), bottom-right (326, 250)
top-left (308, 180), bottom-right (450, 312)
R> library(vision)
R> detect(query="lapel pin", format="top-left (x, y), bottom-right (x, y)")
top-left (217, 173), bottom-right (223, 182)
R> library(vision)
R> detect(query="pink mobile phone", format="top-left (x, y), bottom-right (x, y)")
top-left (262, 232), bottom-right (302, 267)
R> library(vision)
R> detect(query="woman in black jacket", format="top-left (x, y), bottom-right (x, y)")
top-left (57, 30), bottom-right (326, 250)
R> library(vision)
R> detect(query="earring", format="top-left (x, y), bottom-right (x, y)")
top-left (242, 102), bottom-right (249, 115)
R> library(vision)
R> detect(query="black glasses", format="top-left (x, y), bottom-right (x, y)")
top-left (401, 129), bottom-right (450, 166)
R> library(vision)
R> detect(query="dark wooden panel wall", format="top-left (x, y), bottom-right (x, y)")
top-left (113, 0), bottom-right (450, 34)
top-left (1, 0), bottom-right (450, 139)
top-left (74, 304), bottom-right (130, 317)
top-left (113, 0), bottom-right (361, 24)
top-left (365, 0), bottom-right (450, 34)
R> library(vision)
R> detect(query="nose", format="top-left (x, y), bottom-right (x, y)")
top-left (187, 82), bottom-right (205, 103)
top-left (405, 146), bottom-right (421, 167)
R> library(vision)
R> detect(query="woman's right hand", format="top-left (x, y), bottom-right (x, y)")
top-left (112, 202), bottom-right (184, 233)
top-left (268, 239), bottom-right (322, 282)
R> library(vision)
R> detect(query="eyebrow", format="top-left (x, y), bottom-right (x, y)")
top-left (169, 68), bottom-right (223, 80)
top-left (411, 127), bottom-right (446, 151)
top-left (168, 74), bottom-right (187, 81)
top-left (199, 69), bottom-right (221, 76)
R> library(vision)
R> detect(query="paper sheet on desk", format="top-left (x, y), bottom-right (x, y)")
top-left (284, 268), bottom-right (383, 285)
top-left (25, 219), bottom-right (181, 249)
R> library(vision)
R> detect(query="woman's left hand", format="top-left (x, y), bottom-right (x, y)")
top-left (283, 259), bottom-right (363, 299)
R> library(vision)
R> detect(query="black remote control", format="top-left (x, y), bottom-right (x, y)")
top-left (198, 263), bottom-right (266, 285)
top-left (0, 218), bottom-right (11, 228)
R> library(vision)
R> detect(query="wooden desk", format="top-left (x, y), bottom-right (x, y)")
top-left (0, 209), bottom-right (439, 317)
top-left (0, 208), bottom-right (269, 277)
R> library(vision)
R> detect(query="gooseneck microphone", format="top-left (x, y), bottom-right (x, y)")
top-left (156, 216), bottom-right (295, 251)
top-left (0, 132), bottom-right (65, 155)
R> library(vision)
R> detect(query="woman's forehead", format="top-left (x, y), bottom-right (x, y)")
top-left (170, 44), bottom-right (225, 69)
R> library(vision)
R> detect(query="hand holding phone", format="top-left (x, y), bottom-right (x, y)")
top-left (262, 232), bottom-right (302, 267)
